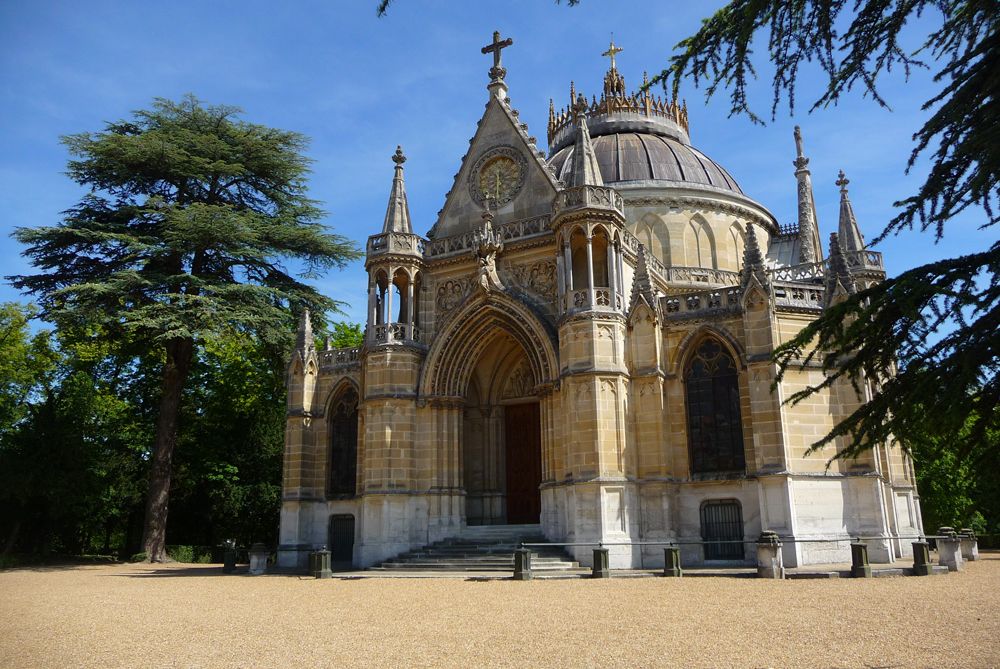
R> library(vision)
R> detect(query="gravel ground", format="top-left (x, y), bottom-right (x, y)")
top-left (2, 554), bottom-right (998, 668)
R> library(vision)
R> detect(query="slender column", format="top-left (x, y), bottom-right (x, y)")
top-left (607, 242), bottom-right (618, 308)
top-left (585, 235), bottom-right (595, 306)
top-left (555, 253), bottom-right (565, 314)
top-left (406, 280), bottom-right (415, 339)
top-left (367, 280), bottom-right (377, 331)
top-left (386, 273), bottom-right (394, 331)
top-left (563, 240), bottom-right (574, 311)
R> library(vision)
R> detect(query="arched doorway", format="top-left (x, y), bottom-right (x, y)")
top-left (463, 333), bottom-right (542, 525)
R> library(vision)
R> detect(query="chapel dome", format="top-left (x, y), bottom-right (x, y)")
top-left (546, 50), bottom-right (743, 195)
top-left (547, 132), bottom-right (744, 194)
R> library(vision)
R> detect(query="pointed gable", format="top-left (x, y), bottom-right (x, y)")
top-left (429, 93), bottom-right (560, 239)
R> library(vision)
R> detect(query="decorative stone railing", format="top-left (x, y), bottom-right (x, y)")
top-left (319, 347), bottom-right (361, 367)
top-left (662, 266), bottom-right (742, 286)
top-left (661, 286), bottom-right (741, 318)
top-left (765, 250), bottom-right (884, 283)
top-left (772, 283), bottom-right (825, 311)
top-left (366, 232), bottom-right (425, 256)
top-left (845, 249), bottom-right (884, 272)
top-left (766, 259), bottom-right (826, 283)
top-left (370, 322), bottom-right (419, 345)
top-left (552, 185), bottom-right (625, 218)
top-left (567, 286), bottom-right (620, 314)
top-left (424, 215), bottom-right (550, 260)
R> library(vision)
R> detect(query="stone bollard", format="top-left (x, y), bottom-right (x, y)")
top-left (756, 531), bottom-right (785, 579)
top-left (936, 527), bottom-right (964, 572)
top-left (310, 549), bottom-right (333, 579)
top-left (662, 546), bottom-right (682, 578)
top-left (513, 548), bottom-right (533, 581)
top-left (850, 540), bottom-right (871, 578)
top-left (959, 528), bottom-right (980, 562)
top-left (248, 542), bottom-right (269, 575)
top-left (222, 539), bottom-right (237, 574)
top-left (911, 541), bottom-right (933, 576)
top-left (592, 547), bottom-right (610, 579)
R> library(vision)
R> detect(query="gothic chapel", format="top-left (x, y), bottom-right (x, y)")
top-left (278, 34), bottom-right (922, 570)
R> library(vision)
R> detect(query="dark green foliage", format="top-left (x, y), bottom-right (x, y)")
top-left (8, 95), bottom-right (361, 561)
top-left (901, 403), bottom-right (1000, 534)
top-left (657, 1), bottom-right (998, 467)
top-left (168, 333), bottom-right (287, 548)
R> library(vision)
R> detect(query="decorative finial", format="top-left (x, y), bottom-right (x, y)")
top-left (836, 169), bottom-right (849, 193)
top-left (392, 145), bottom-right (406, 165)
top-left (481, 30), bottom-right (513, 86)
top-left (572, 93), bottom-right (588, 119)
top-left (602, 36), bottom-right (623, 71)
top-left (570, 80), bottom-right (576, 105)
top-left (793, 125), bottom-right (808, 169)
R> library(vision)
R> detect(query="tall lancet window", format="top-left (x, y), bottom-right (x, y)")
top-left (327, 386), bottom-right (359, 497)
top-left (684, 338), bottom-right (746, 475)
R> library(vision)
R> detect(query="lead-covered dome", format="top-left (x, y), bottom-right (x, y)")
top-left (548, 133), bottom-right (743, 194)
top-left (546, 60), bottom-right (743, 195)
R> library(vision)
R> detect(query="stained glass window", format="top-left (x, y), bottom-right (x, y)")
top-left (685, 338), bottom-right (746, 475)
top-left (327, 387), bottom-right (359, 497)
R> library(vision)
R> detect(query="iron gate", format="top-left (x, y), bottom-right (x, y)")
top-left (328, 514), bottom-right (355, 565)
top-left (700, 500), bottom-right (744, 560)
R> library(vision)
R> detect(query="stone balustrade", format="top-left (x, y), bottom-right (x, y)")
top-left (319, 347), bottom-right (362, 368)
top-left (552, 185), bottom-right (625, 218)
top-left (366, 231), bottom-right (425, 256)
top-left (371, 322), bottom-right (420, 345)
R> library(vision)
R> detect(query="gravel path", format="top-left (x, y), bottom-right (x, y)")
top-left (2, 554), bottom-right (998, 668)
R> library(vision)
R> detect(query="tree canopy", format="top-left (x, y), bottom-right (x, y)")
top-left (8, 95), bottom-right (361, 561)
top-left (656, 0), bottom-right (998, 463)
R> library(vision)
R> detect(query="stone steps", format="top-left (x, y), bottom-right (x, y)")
top-left (370, 524), bottom-right (579, 572)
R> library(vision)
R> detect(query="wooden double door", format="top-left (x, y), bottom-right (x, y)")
top-left (503, 402), bottom-right (542, 524)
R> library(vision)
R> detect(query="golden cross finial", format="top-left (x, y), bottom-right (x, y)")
top-left (602, 36), bottom-right (623, 71)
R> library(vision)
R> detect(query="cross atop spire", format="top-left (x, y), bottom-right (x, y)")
top-left (836, 169), bottom-right (850, 192)
top-left (602, 36), bottom-right (623, 71)
top-left (482, 30), bottom-right (513, 94)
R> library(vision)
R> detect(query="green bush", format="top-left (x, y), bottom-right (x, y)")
top-left (166, 545), bottom-right (214, 563)
top-left (129, 552), bottom-right (148, 563)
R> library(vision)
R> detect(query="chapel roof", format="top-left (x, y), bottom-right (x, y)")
top-left (546, 40), bottom-right (743, 195)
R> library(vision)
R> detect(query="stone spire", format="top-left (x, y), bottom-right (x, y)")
top-left (382, 146), bottom-right (412, 234)
top-left (567, 95), bottom-right (604, 187)
top-left (836, 170), bottom-right (866, 254)
top-left (825, 232), bottom-right (856, 300)
top-left (740, 221), bottom-right (767, 288)
top-left (793, 126), bottom-right (822, 264)
top-left (296, 307), bottom-right (314, 351)
top-left (628, 243), bottom-right (660, 319)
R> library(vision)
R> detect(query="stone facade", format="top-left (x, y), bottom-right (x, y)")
top-left (278, 36), bottom-right (922, 570)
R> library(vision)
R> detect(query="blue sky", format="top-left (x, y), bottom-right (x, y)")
top-left (0, 0), bottom-right (987, 326)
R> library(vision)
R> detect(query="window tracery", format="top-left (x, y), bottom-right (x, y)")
top-left (684, 338), bottom-right (745, 475)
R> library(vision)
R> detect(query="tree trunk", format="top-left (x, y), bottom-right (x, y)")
top-left (141, 337), bottom-right (194, 562)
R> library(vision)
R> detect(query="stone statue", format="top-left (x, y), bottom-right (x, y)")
top-left (473, 206), bottom-right (504, 293)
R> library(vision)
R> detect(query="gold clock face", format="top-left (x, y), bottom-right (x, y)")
top-left (474, 152), bottom-right (525, 207)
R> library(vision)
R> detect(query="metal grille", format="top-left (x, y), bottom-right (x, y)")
top-left (328, 514), bottom-right (355, 564)
top-left (700, 500), bottom-right (744, 560)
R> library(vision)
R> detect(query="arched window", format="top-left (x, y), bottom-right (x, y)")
top-left (327, 386), bottom-right (359, 497)
top-left (684, 338), bottom-right (745, 475)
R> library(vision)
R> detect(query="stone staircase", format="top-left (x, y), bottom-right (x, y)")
top-left (370, 524), bottom-right (579, 572)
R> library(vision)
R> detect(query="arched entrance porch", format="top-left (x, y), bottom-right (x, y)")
top-left (419, 291), bottom-right (558, 530)
top-left (463, 333), bottom-right (542, 525)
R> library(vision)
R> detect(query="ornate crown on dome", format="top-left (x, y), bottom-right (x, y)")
top-left (547, 39), bottom-right (689, 152)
